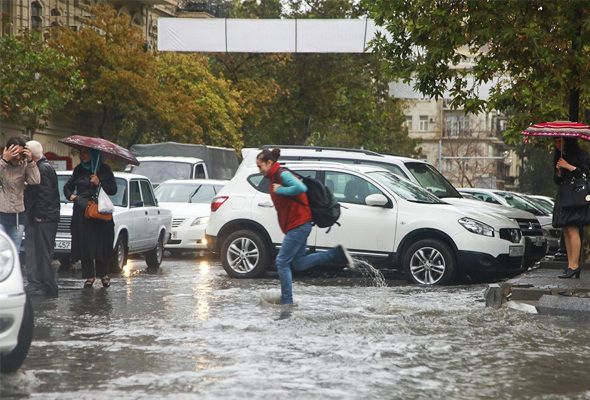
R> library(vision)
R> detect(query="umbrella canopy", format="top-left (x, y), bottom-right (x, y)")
top-left (521, 121), bottom-right (590, 140)
top-left (59, 135), bottom-right (139, 166)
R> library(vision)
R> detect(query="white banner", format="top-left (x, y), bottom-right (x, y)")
top-left (158, 18), bottom-right (389, 53)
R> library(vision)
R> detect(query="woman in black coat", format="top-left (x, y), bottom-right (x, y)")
top-left (552, 137), bottom-right (590, 279)
top-left (64, 148), bottom-right (117, 288)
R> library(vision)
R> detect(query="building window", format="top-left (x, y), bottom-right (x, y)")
top-left (445, 115), bottom-right (470, 137)
top-left (419, 115), bottom-right (428, 131)
top-left (31, 1), bottom-right (43, 29)
top-left (405, 115), bottom-right (413, 130)
top-left (51, 8), bottom-right (61, 17)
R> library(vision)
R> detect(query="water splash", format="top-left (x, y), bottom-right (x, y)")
top-left (350, 258), bottom-right (387, 288)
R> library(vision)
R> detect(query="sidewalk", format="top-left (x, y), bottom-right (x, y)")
top-left (485, 260), bottom-right (590, 319)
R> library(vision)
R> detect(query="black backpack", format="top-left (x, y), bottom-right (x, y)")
top-left (279, 168), bottom-right (341, 230)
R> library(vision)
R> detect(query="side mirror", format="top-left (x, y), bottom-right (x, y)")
top-left (130, 200), bottom-right (144, 208)
top-left (365, 194), bottom-right (389, 207)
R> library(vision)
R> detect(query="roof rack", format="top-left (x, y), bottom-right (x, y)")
top-left (259, 145), bottom-right (384, 157)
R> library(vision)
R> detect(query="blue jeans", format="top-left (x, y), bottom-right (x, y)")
top-left (276, 222), bottom-right (342, 304)
top-left (0, 224), bottom-right (24, 252)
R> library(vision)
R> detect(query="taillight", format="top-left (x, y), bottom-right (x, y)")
top-left (211, 196), bottom-right (228, 212)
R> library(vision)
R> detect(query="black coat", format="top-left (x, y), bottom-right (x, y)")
top-left (552, 150), bottom-right (590, 228)
top-left (63, 163), bottom-right (117, 262)
top-left (25, 158), bottom-right (60, 223)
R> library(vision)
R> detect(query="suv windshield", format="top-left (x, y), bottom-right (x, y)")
top-left (154, 183), bottom-right (222, 203)
top-left (130, 161), bottom-right (192, 185)
top-left (368, 171), bottom-right (444, 204)
top-left (404, 162), bottom-right (462, 199)
top-left (495, 192), bottom-right (548, 216)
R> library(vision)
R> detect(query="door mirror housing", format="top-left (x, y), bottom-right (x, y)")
top-left (365, 194), bottom-right (389, 207)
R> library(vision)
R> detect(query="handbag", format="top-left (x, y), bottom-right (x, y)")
top-left (84, 186), bottom-right (113, 221)
top-left (98, 188), bottom-right (114, 214)
top-left (558, 173), bottom-right (590, 209)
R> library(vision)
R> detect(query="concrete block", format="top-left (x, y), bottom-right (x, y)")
top-left (485, 283), bottom-right (512, 308)
top-left (537, 295), bottom-right (590, 320)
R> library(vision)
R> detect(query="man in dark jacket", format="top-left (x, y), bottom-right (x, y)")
top-left (24, 141), bottom-right (60, 297)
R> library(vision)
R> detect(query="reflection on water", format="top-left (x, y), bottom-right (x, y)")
top-left (2, 258), bottom-right (590, 400)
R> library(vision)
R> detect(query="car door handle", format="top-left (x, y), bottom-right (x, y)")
top-left (145, 211), bottom-right (148, 215)
top-left (257, 202), bottom-right (274, 208)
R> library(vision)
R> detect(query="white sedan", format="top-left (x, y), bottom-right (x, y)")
top-left (154, 179), bottom-right (227, 254)
top-left (55, 171), bottom-right (172, 272)
top-left (0, 230), bottom-right (33, 373)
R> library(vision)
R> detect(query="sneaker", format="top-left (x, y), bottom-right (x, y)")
top-left (337, 245), bottom-right (355, 268)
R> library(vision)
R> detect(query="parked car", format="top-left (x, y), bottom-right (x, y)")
top-left (55, 171), bottom-right (173, 272)
top-left (528, 195), bottom-right (555, 210)
top-left (459, 188), bottom-right (558, 256)
top-left (206, 162), bottom-right (525, 285)
top-left (241, 146), bottom-right (547, 269)
top-left (0, 230), bottom-right (33, 373)
top-left (154, 179), bottom-right (228, 255)
top-left (126, 143), bottom-right (239, 186)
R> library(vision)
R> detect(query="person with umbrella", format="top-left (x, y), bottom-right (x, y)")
top-left (63, 147), bottom-right (117, 288)
top-left (523, 122), bottom-right (590, 279)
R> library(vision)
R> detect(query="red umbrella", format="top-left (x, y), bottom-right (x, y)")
top-left (521, 121), bottom-right (590, 140)
top-left (59, 135), bottom-right (139, 166)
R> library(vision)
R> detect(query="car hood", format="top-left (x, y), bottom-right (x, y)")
top-left (443, 198), bottom-right (537, 220)
top-left (413, 202), bottom-right (518, 229)
top-left (158, 202), bottom-right (210, 219)
top-left (60, 202), bottom-right (127, 217)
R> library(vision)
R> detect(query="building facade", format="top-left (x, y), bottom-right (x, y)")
top-left (390, 80), bottom-right (519, 190)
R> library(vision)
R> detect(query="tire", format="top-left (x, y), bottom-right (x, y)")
top-left (110, 235), bottom-right (128, 274)
top-left (145, 232), bottom-right (164, 270)
top-left (403, 239), bottom-right (456, 285)
top-left (221, 229), bottom-right (271, 278)
top-left (0, 296), bottom-right (34, 374)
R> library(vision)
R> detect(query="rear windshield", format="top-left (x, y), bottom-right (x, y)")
top-left (404, 162), bottom-right (462, 199)
top-left (130, 161), bottom-right (192, 184)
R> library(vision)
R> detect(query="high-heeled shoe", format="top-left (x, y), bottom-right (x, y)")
top-left (558, 267), bottom-right (581, 279)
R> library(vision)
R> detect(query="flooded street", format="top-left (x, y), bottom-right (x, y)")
top-left (2, 256), bottom-right (590, 400)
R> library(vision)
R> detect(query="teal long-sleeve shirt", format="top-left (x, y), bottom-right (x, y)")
top-left (274, 171), bottom-right (307, 196)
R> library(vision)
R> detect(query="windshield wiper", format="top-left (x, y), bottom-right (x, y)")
top-left (188, 185), bottom-right (202, 203)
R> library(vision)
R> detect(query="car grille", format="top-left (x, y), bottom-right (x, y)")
top-left (515, 218), bottom-right (543, 237)
top-left (499, 228), bottom-right (522, 243)
top-left (548, 228), bottom-right (561, 238)
top-left (172, 218), bottom-right (187, 228)
top-left (57, 216), bottom-right (72, 234)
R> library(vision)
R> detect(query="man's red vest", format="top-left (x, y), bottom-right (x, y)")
top-left (267, 163), bottom-right (312, 234)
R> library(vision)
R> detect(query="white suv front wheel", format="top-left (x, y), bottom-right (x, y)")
top-left (403, 239), bottom-right (456, 285)
top-left (221, 229), bottom-right (271, 278)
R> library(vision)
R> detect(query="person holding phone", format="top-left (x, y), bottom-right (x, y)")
top-left (0, 136), bottom-right (40, 250)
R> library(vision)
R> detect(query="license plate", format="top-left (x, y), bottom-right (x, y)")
top-left (509, 246), bottom-right (524, 257)
top-left (55, 240), bottom-right (71, 250)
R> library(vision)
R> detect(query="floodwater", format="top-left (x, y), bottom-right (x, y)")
top-left (2, 256), bottom-right (590, 400)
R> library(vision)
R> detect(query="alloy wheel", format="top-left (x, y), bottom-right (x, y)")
top-left (409, 246), bottom-right (446, 285)
top-left (227, 237), bottom-right (260, 273)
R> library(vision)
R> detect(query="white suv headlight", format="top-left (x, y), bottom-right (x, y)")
top-left (191, 216), bottom-right (210, 226)
top-left (0, 233), bottom-right (16, 282)
top-left (458, 217), bottom-right (495, 237)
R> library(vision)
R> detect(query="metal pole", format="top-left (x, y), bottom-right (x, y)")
top-left (438, 139), bottom-right (442, 170)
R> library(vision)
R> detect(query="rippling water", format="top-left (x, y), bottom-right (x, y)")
top-left (2, 257), bottom-right (590, 400)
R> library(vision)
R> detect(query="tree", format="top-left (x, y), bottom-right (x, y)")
top-left (212, 0), bottom-right (418, 156)
top-left (364, 0), bottom-right (590, 142)
top-left (50, 5), bottom-right (244, 148)
top-left (0, 33), bottom-right (82, 135)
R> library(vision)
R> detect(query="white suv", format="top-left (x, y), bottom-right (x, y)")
top-left (206, 162), bottom-right (525, 285)
top-left (0, 230), bottom-right (33, 373)
top-left (241, 146), bottom-right (547, 269)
